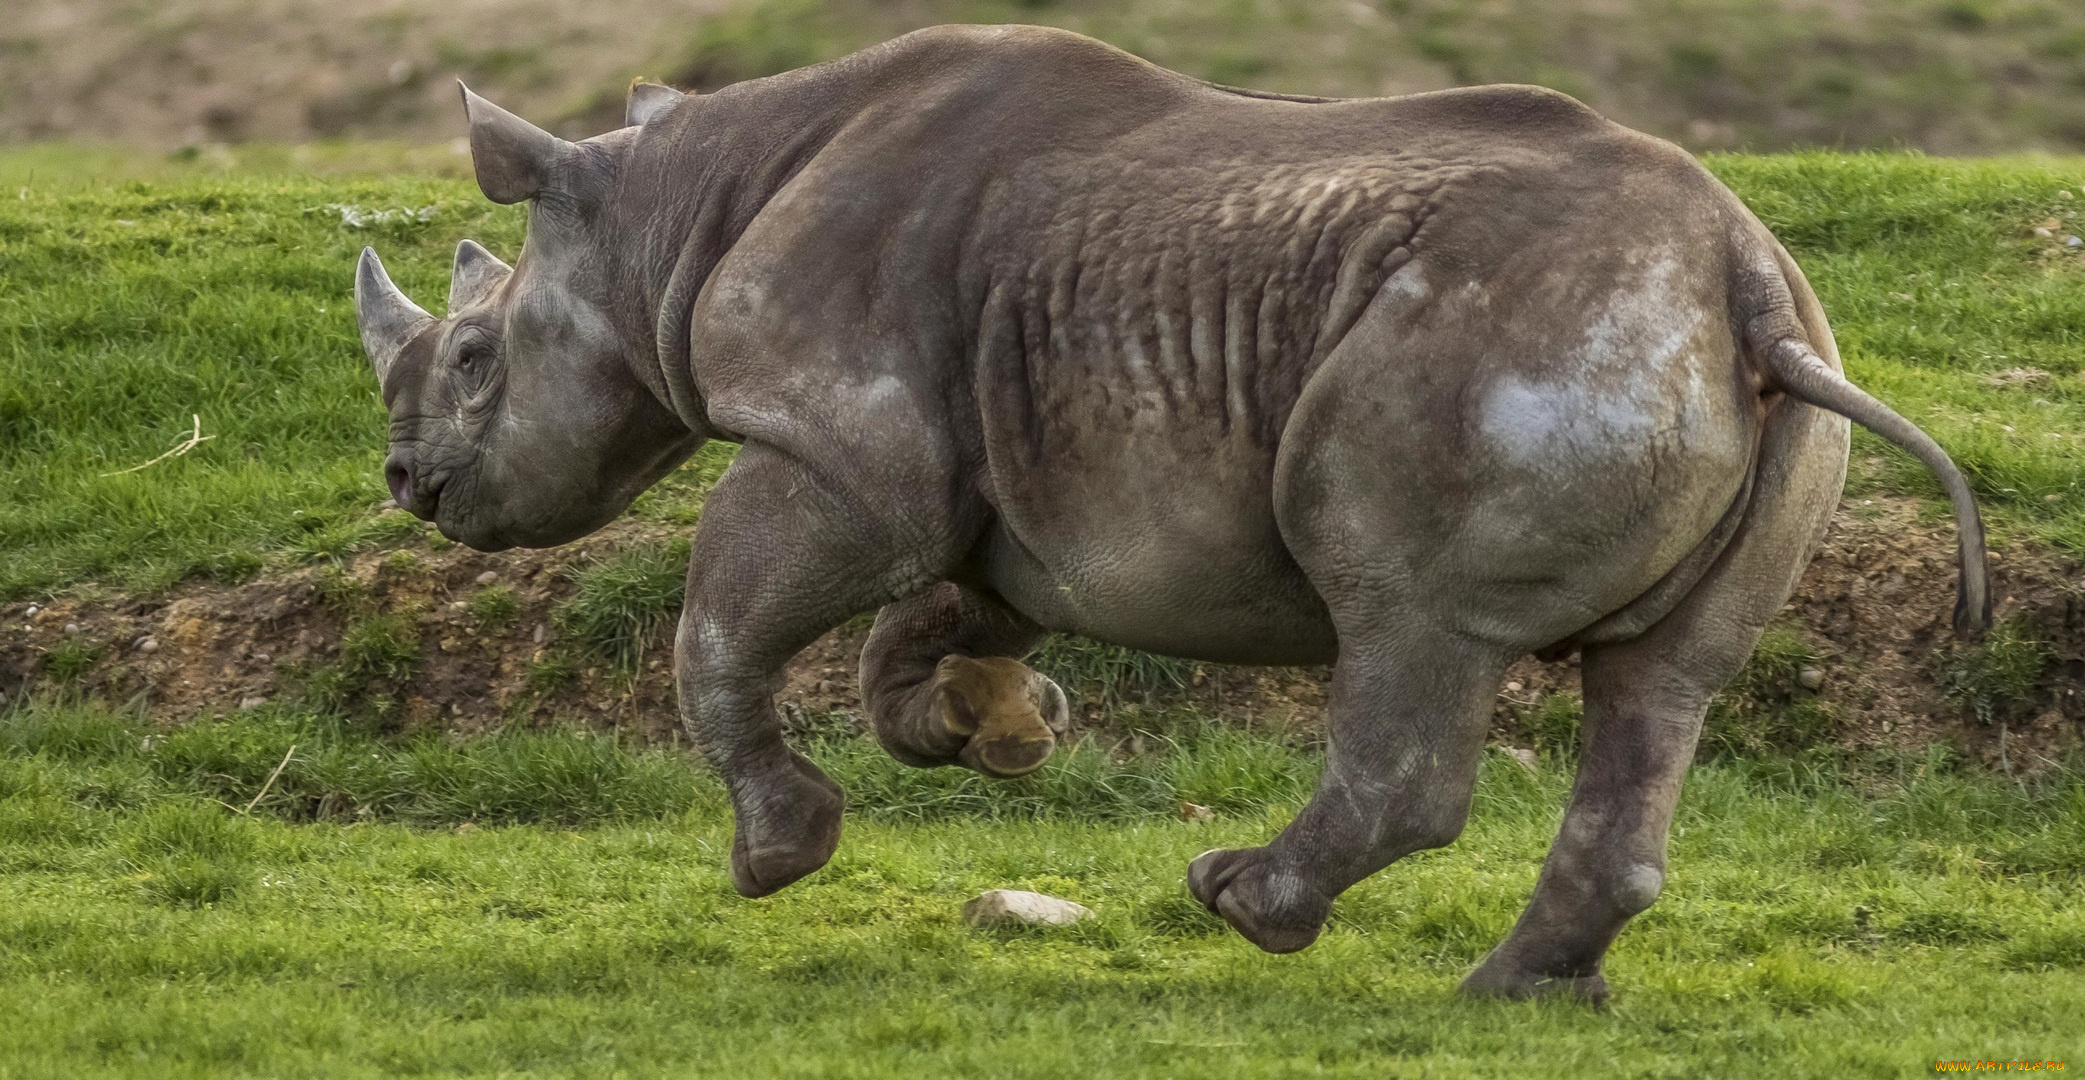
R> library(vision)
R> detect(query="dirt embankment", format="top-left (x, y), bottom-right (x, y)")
top-left (4, 497), bottom-right (2082, 768)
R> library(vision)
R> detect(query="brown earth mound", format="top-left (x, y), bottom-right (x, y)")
top-left (4, 497), bottom-right (2081, 770)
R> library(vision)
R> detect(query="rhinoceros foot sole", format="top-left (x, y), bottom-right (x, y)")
top-left (933, 655), bottom-right (1070, 779)
top-left (1186, 846), bottom-right (1328, 954)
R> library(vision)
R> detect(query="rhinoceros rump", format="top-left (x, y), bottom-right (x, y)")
top-left (353, 26), bottom-right (1988, 1003)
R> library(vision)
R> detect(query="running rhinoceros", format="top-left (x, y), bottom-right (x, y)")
top-left (353, 25), bottom-right (1988, 1002)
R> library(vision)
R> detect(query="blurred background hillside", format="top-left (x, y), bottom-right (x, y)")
top-left (8, 0), bottom-right (2085, 154)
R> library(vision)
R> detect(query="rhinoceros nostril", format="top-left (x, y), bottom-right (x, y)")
top-left (384, 460), bottom-right (414, 513)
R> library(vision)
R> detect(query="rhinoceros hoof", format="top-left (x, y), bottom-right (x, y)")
top-left (728, 755), bottom-right (844, 898)
top-left (1460, 951), bottom-right (1610, 1006)
top-left (932, 655), bottom-right (1070, 779)
top-left (1186, 847), bottom-right (1329, 954)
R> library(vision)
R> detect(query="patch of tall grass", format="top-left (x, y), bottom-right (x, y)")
top-left (0, 700), bottom-right (710, 827)
top-left (0, 698), bottom-right (1326, 829)
top-left (552, 538), bottom-right (692, 675)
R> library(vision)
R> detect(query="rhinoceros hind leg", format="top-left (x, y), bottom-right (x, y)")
top-left (860, 584), bottom-right (1063, 778)
top-left (1188, 638), bottom-right (1506, 954)
top-left (1462, 390), bottom-right (1845, 1003)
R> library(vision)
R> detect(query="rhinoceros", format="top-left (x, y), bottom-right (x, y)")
top-left (352, 25), bottom-right (1988, 1001)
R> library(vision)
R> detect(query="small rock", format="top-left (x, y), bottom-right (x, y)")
top-left (23, 604), bottom-right (39, 618)
top-left (1504, 680), bottom-right (1523, 693)
top-left (2035, 226), bottom-right (2055, 239)
top-left (238, 695), bottom-right (269, 710)
top-left (253, 652), bottom-right (271, 665)
top-left (2069, 235), bottom-right (2082, 248)
top-left (1179, 801), bottom-right (1215, 823)
top-left (962, 889), bottom-right (1093, 929)
top-left (1797, 666), bottom-right (1825, 691)
top-left (456, 822), bottom-right (478, 834)
top-left (2046, 493), bottom-right (2063, 502)
top-left (62, 622), bottom-right (80, 635)
top-left (532, 623), bottom-right (548, 645)
top-left (475, 570), bottom-right (499, 586)
top-left (1505, 747), bottom-right (1539, 774)
top-left (135, 636), bottom-right (159, 654)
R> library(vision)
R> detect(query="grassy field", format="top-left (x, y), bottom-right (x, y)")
top-left (0, 703), bottom-right (2081, 1077)
top-left (5, 147), bottom-right (2085, 598)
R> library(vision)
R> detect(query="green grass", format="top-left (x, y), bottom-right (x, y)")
top-left (6, 147), bottom-right (2085, 600)
top-left (1, 700), bottom-right (2081, 1076)
top-left (0, 160), bottom-right (523, 597)
top-left (1028, 635), bottom-right (1198, 709)
top-left (551, 538), bottom-right (695, 676)
top-left (1710, 153), bottom-right (2085, 533)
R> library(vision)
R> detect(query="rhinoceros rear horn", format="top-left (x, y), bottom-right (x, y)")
top-left (459, 83), bottom-right (576, 205)
top-left (355, 247), bottom-right (433, 383)
top-left (625, 81), bottom-right (687, 127)
top-left (449, 239), bottom-right (513, 312)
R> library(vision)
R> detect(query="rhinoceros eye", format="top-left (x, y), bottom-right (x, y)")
top-left (453, 330), bottom-right (497, 392)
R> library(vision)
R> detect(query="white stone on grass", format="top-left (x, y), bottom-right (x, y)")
top-left (962, 889), bottom-right (1092, 929)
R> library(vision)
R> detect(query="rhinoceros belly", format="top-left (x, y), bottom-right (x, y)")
top-left (970, 477), bottom-right (1340, 667)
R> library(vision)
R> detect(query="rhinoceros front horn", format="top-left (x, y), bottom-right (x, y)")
top-left (459, 83), bottom-right (575, 205)
top-left (355, 247), bottom-right (433, 385)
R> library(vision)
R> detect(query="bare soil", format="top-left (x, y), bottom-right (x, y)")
top-left (0, 0), bottom-right (731, 146)
top-left (5, 497), bottom-right (2081, 769)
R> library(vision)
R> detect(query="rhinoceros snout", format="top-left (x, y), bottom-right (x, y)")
top-left (385, 456), bottom-right (439, 520)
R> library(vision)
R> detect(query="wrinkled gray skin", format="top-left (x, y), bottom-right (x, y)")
top-left (355, 26), bottom-right (1990, 1003)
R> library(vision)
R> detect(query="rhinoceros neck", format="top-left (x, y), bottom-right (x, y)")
top-left (613, 78), bottom-right (871, 436)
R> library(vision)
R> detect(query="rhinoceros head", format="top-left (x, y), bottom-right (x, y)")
top-left (354, 83), bottom-right (695, 551)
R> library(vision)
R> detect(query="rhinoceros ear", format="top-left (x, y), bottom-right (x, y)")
top-left (448, 239), bottom-right (513, 312)
top-left (355, 247), bottom-right (433, 384)
top-left (625, 81), bottom-right (687, 127)
top-left (459, 83), bottom-right (575, 205)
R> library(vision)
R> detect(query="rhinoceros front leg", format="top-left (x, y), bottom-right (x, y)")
top-left (676, 444), bottom-right (957, 898)
top-left (860, 583), bottom-right (1068, 778)
top-left (1189, 636), bottom-right (1508, 953)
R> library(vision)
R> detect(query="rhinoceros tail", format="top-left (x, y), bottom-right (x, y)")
top-left (1739, 256), bottom-right (1992, 638)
